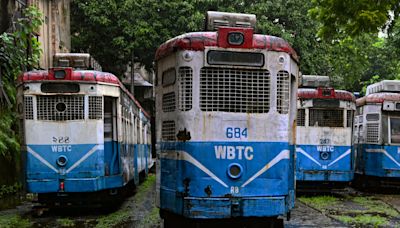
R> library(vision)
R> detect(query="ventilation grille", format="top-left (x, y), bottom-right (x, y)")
top-left (162, 121), bottom-right (175, 141)
top-left (178, 67), bottom-right (193, 111)
top-left (200, 67), bottom-right (270, 113)
top-left (277, 71), bottom-right (290, 114)
top-left (162, 92), bottom-right (176, 112)
top-left (37, 95), bottom-right (84, 121)
top-left (347, 110), bottom-right (353, 127)
top-left (297, 109), bottom-right (305, 126)
top-left (309, 109), bottom-right (343, 127)
top-left (24, 96), bottom-right (33, 120)
top-left (366, 123), bottom-right (379, 143)
top-left (89, 96), bottom-right (103, 119)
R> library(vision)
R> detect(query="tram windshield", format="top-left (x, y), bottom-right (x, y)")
top-left (390, 117), bottom-right (400, 143)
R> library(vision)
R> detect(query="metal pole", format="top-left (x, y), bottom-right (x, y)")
top-left (130, 50), bottom-right (135, 96)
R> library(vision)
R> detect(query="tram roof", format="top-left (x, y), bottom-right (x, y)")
top-left (18, 68), bottom-right (151, 119)
top-left (298, 88), bottom-right (355, 102)
top-left (155, 31), bottom-right (299, 62)
top-left (356, 93), bottom-right (400, 106)
top-left (18, 69), bottom-right (120, 85)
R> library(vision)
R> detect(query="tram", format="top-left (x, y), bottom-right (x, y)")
top-left (155, 11), bottom-right (299, 226)
top-left (17, 53), bottom-right (152, 205)
top-left (354, 80), bottom-right (400, 188)
top-left (296, 75), bottom-right (356, 190)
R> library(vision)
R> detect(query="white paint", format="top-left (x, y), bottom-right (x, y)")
top-left (365, 148), bottom-right (400, 168)
top-left (65, 144), bottom-right (103, 173)
top-left (51, 145), bottom-right (72, 152)
top-left (327, 149), bottom-right (351, 167)
top-left (214, 145), bottom-right (253, 160)
top-left (27, 146), bottom-right (59, 173)
top-left (161, 150), bottom-right (228, 188)
top-left (241, 150), bottom-right (290, 187)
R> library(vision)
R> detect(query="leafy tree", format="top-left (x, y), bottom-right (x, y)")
top-left (0, 6), bottom-right (42, 161)
top-left (309, 0), bottom-right (400, 39)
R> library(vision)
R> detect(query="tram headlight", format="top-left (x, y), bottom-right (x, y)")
top-left (227, 163), bottom-right (243, 179)
top-left (320, 151), bottom-right (331, 160)
top-left (56, 155), bottom-right (68, 167)
top-left (54, 69), bottom-right (67, 79)
top-left (228, 32), bottom-right (244, 45)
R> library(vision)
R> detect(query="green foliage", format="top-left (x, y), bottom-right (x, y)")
top-left (298, 195), bottom-right (338, 210)
top-left (0, 215), bottom-right (30, 228)
top-left (0, 6), bottom-right (42, 175)
top-left (334, 215), bottom-right (388, 227)
top-left (0, 182), bottom-right (22, 198)
top-left (57, 218), bottom-right (75, 227)
top-left (309, 0), bottom-right (399, 39)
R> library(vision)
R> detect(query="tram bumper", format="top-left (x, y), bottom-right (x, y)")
top-left (183, 196), bottom-right (286, 219)
top-left (297, 170), bottom-right (354, 182)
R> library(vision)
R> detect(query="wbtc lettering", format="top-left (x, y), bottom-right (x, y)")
top-left (51, 145), bottom-right (72, 152)
top-left (214, 145), bottom-right (254, 160)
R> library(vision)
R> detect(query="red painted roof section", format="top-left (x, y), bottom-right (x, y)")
top-left (356, 93), bottom-right (400, 106)
top-left (18, 68), bottom-right (151, 119)
top-left (155, 30), bottom-right (299, 62)
top-left (298, 88), bottom-right (355, 101)
top-left (18, 68), bottom-right (120, 85)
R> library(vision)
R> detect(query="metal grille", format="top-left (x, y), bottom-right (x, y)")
top-left (162, 121), bottom-right (175, 141)
top-left (366, 123), bottom-right (379, 143)
top-left (200, 67), bottom-right (270, 113)
top-left (162, 92), bottom-right (176, 112)
top-left (309, 109), bottom-right (344, 127)
top-left (89, 96), bottom-right (103, 119)
top-left (178, 67), bottom-right (193, 111)
top-left (277, 71), bottom-right (290, 114)
top-left (37, 95), bottom-right (84, 121)
top-left (24, 96), bottom-right (33, 119)
top-left (347, 110), bottom-right (353, 127)
top-left (297, 109), bottom-right (305, 126)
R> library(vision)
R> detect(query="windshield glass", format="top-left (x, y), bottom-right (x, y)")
top-left (390, 117), bottom-right (400, 144)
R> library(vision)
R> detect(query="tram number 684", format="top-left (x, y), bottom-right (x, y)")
top-left (226, 127), bottom-right (248, 139)
top-left (230, 186), bottom-right (240, 194)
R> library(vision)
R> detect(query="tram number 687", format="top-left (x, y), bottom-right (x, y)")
top-left (230, 186), bottom-right (239, 194)
top-left (226, 127), bottom-right (248, 139)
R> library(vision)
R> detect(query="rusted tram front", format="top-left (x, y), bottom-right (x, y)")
top-left (155, 12), bottom-right (299, 226)
top-left (296, 75), bottom-right (356, 190)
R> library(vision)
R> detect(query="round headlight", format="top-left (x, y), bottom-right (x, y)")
top-left (57, 155), bottom-right (68, 167)
top-left (55, 102), bottom-right (67, 112)
top-left (228, 32), bottom-right (244, 46)
top-left (227, 163), bottom-right (243, 179)
top-left (320, 152), bottom-right (330, 160)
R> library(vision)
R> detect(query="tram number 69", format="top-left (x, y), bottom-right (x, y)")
top-left (230, 186), bottom-right (239, 194)
top-left (226, 127), bottom-right (248, 139)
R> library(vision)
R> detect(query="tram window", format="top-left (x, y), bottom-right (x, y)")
top-left (366, 113), bottom-right (379, 121)
top-left (207, 50), bottom-right (264, 67)
top-left (297, 109), bottom-right (305, 126)
top-left (390, 118), bottom-right (400, 143)
top-left (309, 109), bottom-right (343, 127)
top-left (41, 83), bottom-right (80, 93)
top-left (277, 70), bottom-right (290, 114)
top-left (347, 110), bottom-right (353, 127)
top-left (162, 68), bottom-right (176, 86)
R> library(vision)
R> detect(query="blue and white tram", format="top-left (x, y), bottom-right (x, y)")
top-left (354, 80), bottom-right (400, 188)
top-left (17, 53), bottom-right (153, 205)
top-left (296, 75), bottom-right (356, 189)
top-left (155, 12), bottom-right (299, 226)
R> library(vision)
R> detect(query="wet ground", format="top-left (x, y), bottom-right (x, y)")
top-left (1, 180), bottom-right (400, 227)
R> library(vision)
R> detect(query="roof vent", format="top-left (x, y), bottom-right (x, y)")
top-left (366, 80), bottom-right (400, 95)
top-left (53, 53), bottom-right (102, 71)
top-left (300, 75), bottom-right (330, 88)
top-left (206, 11), bottom-right (256, 31)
